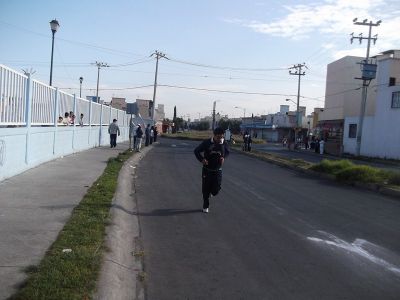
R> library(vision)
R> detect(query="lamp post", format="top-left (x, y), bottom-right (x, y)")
top-left (49, 19), bottom-right (60, 86)
top-left (234, 106), bottom-right (246, 118)
top-left (79, 77), bottom-right (83, 98)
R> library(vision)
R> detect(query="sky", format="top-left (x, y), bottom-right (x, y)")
top-left (1, 0), bottom-right (399, 120)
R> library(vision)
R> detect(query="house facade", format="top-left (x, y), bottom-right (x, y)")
top-left (342, 50), bottom-right (400, 159)
top-left (318, 55), bottom-right (377, 155)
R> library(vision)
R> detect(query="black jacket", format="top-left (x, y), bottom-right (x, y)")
top-left (194, 138), bottom-right (230, 170)
top-left (136, 127), bottom-right (143, 138)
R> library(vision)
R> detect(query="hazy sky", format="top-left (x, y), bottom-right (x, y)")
top-left (1, 0), bottom-right (399, 119)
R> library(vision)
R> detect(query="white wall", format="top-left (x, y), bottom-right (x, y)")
top-left (0, 125), bottom-right (129, 182)
top-left (365, 58), bottom-right (400, 159)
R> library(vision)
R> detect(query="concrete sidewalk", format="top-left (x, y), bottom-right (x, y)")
top-left (0, 142), bottom-right (130, 300)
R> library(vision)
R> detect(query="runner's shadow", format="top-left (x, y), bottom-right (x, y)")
top-left (138, 208), bottom-right (201, 216)
top-left (112, 204), bottom-right (200, 216)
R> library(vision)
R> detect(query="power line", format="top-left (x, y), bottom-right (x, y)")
top-left (167, 57), bottom-right (289, 72)
top-left (58, 84), bottom-right (154, 91)
top-left (158, 84), bottom-right (298, 98)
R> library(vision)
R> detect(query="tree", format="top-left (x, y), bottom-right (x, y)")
top-left (218, 119), bottom-right (241, 134)
top-left (189, 121), bottom-right (210, 131)
top-left (172, 106), bottom-right (177, 133)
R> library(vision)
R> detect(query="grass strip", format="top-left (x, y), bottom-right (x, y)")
top-left (10, 150), bottom-right (133, 300)
top-left (311, 159), bottom-right (400, 186)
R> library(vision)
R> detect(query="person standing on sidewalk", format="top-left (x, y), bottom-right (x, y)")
top-left (135, 124), bottom-right (143, 152)
top-left (108, 119), bottom-right (120, 148)
top-left (194, 127), bottom-right (230, 213)
top-left (153, 125), bottom-right (158, 142)
top-left (145, 124), bottom-right (151, 146)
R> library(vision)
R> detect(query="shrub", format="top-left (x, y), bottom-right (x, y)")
top-left (335, 165), bottom-right (390, 184)
top-left (387, 172), bottom-right (400, 185)
top-left (310, 159), bottom-right (354, 175)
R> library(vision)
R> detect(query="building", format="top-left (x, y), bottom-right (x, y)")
top-left (86, 96), bottom-right (101, 103)
top-left (239, 105), bottom-right (312, 142)
top-left (318, 55), bottom-right (377, 155)
top-left (342, 50), bottom-right (400, 159)
top-left (110, 97), bottom-right (127, 111)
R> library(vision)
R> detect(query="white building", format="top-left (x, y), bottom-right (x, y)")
top-left (319, 55), bottom-right (377, 155)
top-left (343, 50), bottom-right (400, 159)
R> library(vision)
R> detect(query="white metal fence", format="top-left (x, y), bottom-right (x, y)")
top-left (0, 64), bottom-right (129, 127)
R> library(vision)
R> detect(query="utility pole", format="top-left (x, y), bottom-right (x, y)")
top-left (351, 18), bottom-right (381, 156)
top-left (93, 61), bottom-right (108, 146)
top-left (150, 50), bottom-right (168, 124)
top-left (212, 101), bottom-right (216, 131)
top-left (79, 76), bottom-right (83, 98)
top-left (93, 61), bottom-right (109, 103)
top-left (289, 63), bottom-right (306, 148)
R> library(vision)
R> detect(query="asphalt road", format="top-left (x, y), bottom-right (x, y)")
top-left (135, 138), bottom-right (400, 300)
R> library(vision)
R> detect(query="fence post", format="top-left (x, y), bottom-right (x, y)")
top-left (24, 74), bottom-right (32, 164)
top-left (72, 93), bottom-right (77, 149)
top-left (88, 98), bottom-right (92, 145)
top-left (52, 87), bottom-right (59, 155)
top-left (99, 102), bottom-right (103, 146)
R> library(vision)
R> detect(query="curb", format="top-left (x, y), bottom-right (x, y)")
top-left (94, 145), bottom-right (154, 300)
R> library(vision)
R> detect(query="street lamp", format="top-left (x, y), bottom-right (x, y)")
top-left (79, 77), bottom-right (83, 98)
top-left (234, 106), bottom-right (246, 118)
top-left (49, 19), bottom-right (60, 86)
top-left (285, 98), bottom-right (296, 105)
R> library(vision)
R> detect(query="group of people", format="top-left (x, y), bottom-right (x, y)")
top-left (106, 119), bottom-right (160, 150)
top-left (127, 122), bottom-right (159, 152)
top-left (57, 111), bottom-right (84, 126)
top-left (281, 135), bottom-right (325, 154)
top-left (242, 131), bottom-right (252, 151)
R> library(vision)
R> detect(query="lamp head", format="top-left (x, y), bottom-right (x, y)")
top-left (49, 19), bottom-right (60, 33)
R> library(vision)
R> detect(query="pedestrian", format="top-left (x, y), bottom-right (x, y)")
top-left (79, 113), bottom-right (84, 126)
top-left (194, 127), bottom-right (230, 213)
top-left (243, 131), bottom-right (250, 151)
top-left (62, 112), bottom-right (71, 125)
top-left (145, 124), bottom-right (151, 146)
top-left (304, 136), bottom-right (309, 150)
top-left (153, 125), bottom-right (158, 142)
top-left (150, 126), bottom-right (154, 144)
top-left (135, 124), bottom-right (143, 152)
top-left (315, 138), bottom-right (320, 153)
top-left (129, 119), bottom-right (136, 150)
top-left (282, 137), bottom-right (287, 148)
top-left (108, 119), bottom-right (120, 148)
top-left (319, 138), bottom-right (325, 154)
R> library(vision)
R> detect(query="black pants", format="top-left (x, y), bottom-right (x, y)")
top-left (110, 134), bottom-right (117, 147)
top-left (202, 168), bottom-right (222, 209)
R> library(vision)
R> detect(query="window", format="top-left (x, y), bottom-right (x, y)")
top-left (389, 77), bottom-right (396, 86)
top-left (392, 91), bottom-right (400, 108)
top-left (348, 124), bottom-right (357, 138)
